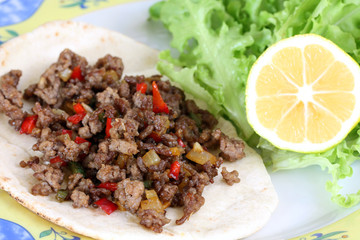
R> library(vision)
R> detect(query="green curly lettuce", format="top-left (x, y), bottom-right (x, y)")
top-left (150, 0), bottom-right (360, 207)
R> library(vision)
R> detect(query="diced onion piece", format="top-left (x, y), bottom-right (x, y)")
top-left (116, 201), bottom-right (127, 211)
top-left (56, 132), bottom-right (71, 142)
top-left (186, 142), bottom-right (217, 165)
top-left (142, 150), bottom-right (161, 167)
top-left (162, 201), bottom-right (171, 210)
top-left (140, 190), bottom-right (164, 213)
top-left (59, 68), bottom-right (72, 82)
top-left (161, 119), bottom-right (170, 134)
top-left (81, 103), bottom-right (93, 113)
top-left (169, 147), bottom-right (183, 156)
top-left (116, 154), bottom-right (129, 169)
top-left (51, 108), bottom-right (66, 116)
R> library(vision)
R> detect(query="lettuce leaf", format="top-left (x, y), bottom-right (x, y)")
top-left (150, 0), bottom-right (360, 207)
top-left (150, 0), bottom-right (269, 140)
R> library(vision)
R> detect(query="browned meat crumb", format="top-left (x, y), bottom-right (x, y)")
top-left (31, 181), bottom-right (53, 196)
top-left (68, 173), bottom-right (83, 190)
top-left (31, 164), bottom-right (64, 190)
top-left (137, 209), bottom-right (170, 233)
top-left (158, 184), bottom-right (178, 203)
top-left (76, 178), bottom-right (94, 193)
top-left (220, 134), bottom-right (246, 161)
top-left (71, 189), bottom-right (90, 208)
top-left (96, 164), bottom-right (125, 183)
top-left (96, 87), bottom-right (120, 106)
top-left (109, 139), bottom-right (138, 155)
top-left (114, 178), bottom-right (144, 214)
top-left (221, 167), bottom-right (240, 186)
top-left (0, 70), bottom-right (25, 129)
top-left (176, 188), bottom-right (205, 225)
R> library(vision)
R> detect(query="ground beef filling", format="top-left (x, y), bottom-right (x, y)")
top-left (0, 49), bottom-right (246, 233)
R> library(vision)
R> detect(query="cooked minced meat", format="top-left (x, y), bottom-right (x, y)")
top-left (0, 49), bottom-right (246, 233)
top-left (221, 167), bottom-right (241, 186)
top-left (114, 178), bottom-right (144, 214)
top-left (71, 189), bottom-right (90, 208)
top-left (137, 209), bottom-right (171, 233)
top-left (0, 70), bottom-right (25, 129)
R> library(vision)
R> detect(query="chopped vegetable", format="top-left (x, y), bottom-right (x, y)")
top-left (148, 132), bottom-right (162, 143)
top-left (142, 149), bottom-right (161, 167)
top-left (61, 129), bottom-right (73, 138)
top-left (74, 136), bottom-right (91, 147)
top-left (97, 182), bottom-right (118, 192)
top-left (169, 147), bottom-right (183, 156)
top-left (116, 154), bottom-right (129, 169)
top-left (59, 68), bottom-right (72, 82)
top-left (67, 102), bottom-right (87, 124)
top-left (19, 115), bottom-right (38, 134)
top-left (67, 113), bottom-right (86, 124)
top-left (162, 201), bottom-right (171, 210)
top-left (177, 138), bottom-right (186, 148)
top-left (186, 142), bottom-right (217, 165)
top-left (70, 65), bottom-right (84, 81)
top-left (94, 198), bottom-right (118, 215)
top-left (73, 102), bottom-right (86, 114)
top-left (68, 161), bottom-right (85, 176)
top-left (98, 112), bottom-right (105, 123)
top-left (105, 118), bottom-right (112, 138)
top-left (50, 156), bottom-right (67, 167)
top-left (81, 103), bottom-right (93, 113)
top-left (136, 82), bottom-right (147, 94)
top-left (116, 201), bottom-right (127, 211)
top-left (168, 161), bottom-right (181, 180)
top-left (152, 81), bottom-right (169, 114)
top-left (143, 180), bottom-right (153, 189)
top-left (55, 189), bottom-right (69, 202)
top-left (140, 190), bottom-right (164, 213)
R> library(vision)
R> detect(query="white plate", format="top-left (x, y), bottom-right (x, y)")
top-left (74, 1), bottom-right (360, 239)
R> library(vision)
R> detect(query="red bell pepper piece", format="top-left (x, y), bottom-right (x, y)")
top-left (61, 129), bottom-right (73, 138)
top-left (70, 65), bottom-right (84, 81)
top-left (67, 102), bottom-right (87, 124)
top-left (136, 82), bottom-right (147, 94)
top-left (67, 112), bottom-right (86, 124)
top-left (105, 118), bottom-right (112, 138)
top-left (73, 102), bottom-right (86, 114)
top-left (94, 198), bottom-right (118, 215)
top-left (168, 161), bottom-right (181, 180)
top-left (19, 115), bottom-right (38, 134)
top-left (74, 136), bottom-right (91, 147)
top-left (97, 182), bottom-right (118, 192)
top-left (50, 156), bottom-right (67, 167)
top-left (152, 81), bottom-right (169, 114)
top-left (177, 138), bottom-right (186, 148)
top-left (148, 132), bottom-right (161, 143)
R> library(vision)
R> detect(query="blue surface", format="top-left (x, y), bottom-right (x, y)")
top-left (0, 219), bottom-right (35, 240)
top-left (0, 0), bottom-right (44, 27)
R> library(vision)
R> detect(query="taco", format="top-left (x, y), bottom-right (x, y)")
top-left (0, 21), bottom-right (278, 239)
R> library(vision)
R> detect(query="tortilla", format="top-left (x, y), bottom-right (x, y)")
top-left (0, 21), bottom-right (278, 239)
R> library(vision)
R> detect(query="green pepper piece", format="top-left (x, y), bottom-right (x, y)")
top-left (55, 189), bottom-right (69, 202)
top-left (143, 180), bottom-right (152, 189)
top-left (69, 161), bottom-right (85, 176)
top-left (98, 112), bottom-right (105, 123)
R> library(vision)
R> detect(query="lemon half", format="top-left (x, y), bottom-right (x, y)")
top-left (246, 34), bottom-right (360, 153)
